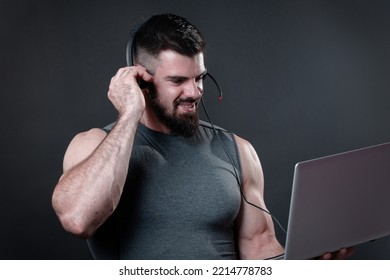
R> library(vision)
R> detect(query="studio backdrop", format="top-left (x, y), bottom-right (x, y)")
top-left (1, 0), bottom-right (390, 259)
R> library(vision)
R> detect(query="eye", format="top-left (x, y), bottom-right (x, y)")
top-left (170, 77), bottom-right (186, 86)
top-left (196, 74), bottom-right (206, 83)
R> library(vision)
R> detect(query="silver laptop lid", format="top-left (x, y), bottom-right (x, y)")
top-left (284, 142), bottom-right (390, 260)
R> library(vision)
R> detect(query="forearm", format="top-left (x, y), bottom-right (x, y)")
top-left (239, 236), bottom-right (285, 260)
top-left (52, 117), bottom-right (138, 238)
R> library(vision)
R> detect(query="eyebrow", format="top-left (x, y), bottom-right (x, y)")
top-left (164, 69), bottom-right (208, 83)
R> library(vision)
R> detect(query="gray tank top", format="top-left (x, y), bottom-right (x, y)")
top-left (87, 121), bottom-right (242, 259)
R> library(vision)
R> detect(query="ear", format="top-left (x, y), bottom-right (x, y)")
top-left (141, 82), bottom-right (153, 99)
top-left (142, 87), bottom-right (150, 96)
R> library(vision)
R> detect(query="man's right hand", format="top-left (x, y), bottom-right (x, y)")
top-left (107, 65), bottom-right (153, 120)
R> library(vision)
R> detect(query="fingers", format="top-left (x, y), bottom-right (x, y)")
top-left (112, 65), bottom-right (153, 84)
top-left (107, 65), bottom-right (154, 118)
top-left (317, 247), bottom-right (355, 260)
top-left (332, 247), bottom-right (355, 260)
top-left (317, 252), bottom-right (332, 260)
top-left (338, 247), bottom-right (355, 258)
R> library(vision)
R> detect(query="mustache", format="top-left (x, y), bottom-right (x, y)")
top-left (173, 97), bottom-right (200, 107)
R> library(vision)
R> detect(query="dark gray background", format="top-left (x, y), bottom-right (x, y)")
top-left (1, 0), bottom-right (390, 259)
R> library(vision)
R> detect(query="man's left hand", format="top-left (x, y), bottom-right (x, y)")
top-left (317, 247), bottom-right (355, 260)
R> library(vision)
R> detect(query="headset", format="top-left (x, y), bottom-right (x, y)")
top-left (125, 27), bottom-right (287, 252)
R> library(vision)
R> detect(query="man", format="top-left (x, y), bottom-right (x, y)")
top-left (52, 13), bottom-right (352, 260)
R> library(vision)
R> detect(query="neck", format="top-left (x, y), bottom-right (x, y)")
top-left (140, 108), bottom-right (172, 134)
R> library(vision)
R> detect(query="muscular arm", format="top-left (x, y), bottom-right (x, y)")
top-left (52, 66), bottom-right (153, 238)
top-left (235, 135), bottom-right (284, 259)
top-left (234, 136), bottom-right (355, 260)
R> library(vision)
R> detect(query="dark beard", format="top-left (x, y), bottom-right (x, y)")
top-left (148, 88), bottom-right (199, 138)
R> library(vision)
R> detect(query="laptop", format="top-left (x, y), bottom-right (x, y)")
top-left (284, 142), bottom-right (390, 259)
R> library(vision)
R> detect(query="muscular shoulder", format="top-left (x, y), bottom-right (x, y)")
top-left (234, 135), bottom-right (264, 191)
top-left (234, 135), bottom-right (258, 161)
top-left (63, 128), bottom-right (107, 173)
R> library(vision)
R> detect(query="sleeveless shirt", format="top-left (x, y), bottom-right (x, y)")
top-left (87, 121), bottom-right (242, 259)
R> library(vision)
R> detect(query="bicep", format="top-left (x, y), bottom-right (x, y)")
top-left (235, 135), bottom-right (269, 233)
top-left (235, 135), bottom-right (281, 259)
top-left (235, 136), bottom-right (272, 239)
top-left (62, 128), bottom-right (107, 174)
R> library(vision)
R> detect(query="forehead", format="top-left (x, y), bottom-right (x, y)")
top-left (154, 50), bottom-right (205, 77)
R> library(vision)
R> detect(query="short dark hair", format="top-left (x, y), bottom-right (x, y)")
top-left (133, 13), bottom-right (206, 59)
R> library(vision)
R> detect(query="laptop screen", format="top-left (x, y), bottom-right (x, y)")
top-left (284, 142), bottom-right (390, 259)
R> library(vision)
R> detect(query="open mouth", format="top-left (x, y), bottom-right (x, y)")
top-left (178, 102), bottom-right (196, 112)
top-left (175, 99), bottom-right (199, 113)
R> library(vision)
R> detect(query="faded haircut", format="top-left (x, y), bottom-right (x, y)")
top-left (132, 13), bottom-right (206, 65)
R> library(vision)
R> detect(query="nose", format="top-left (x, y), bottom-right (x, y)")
top-left (183, 79), bottom-right (203, 98)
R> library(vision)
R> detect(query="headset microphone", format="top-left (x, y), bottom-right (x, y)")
top-left (205, 72), bottom-right (223, 101)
